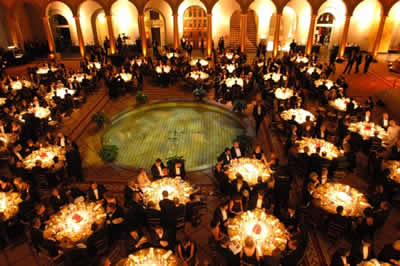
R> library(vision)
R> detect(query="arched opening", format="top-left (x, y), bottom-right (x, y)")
top-left (78, 0), bottom-right (104, 46)
top-left (250, 0), bottom-right (276, 51)
top-left (284, 0), bottom-right (311, 47)
top-left (144, 0), bottom-right (173, 48)
top-left (111, 0), bottom-right (140, 45)
top-left (280, 6), bottom-right (297, 51)
top-left (94, 11), bottom-right (108, 48)
top-left (315, 12), bottom-right (335, 46)
top-left (315, 0), bottom-right (346, 48)
top-left (386, 2), bottom-right (400, 52)
top-left (50, 14), bottom-right (72, 52)
top-left (46, 1), bottom-right (78, 55)
top-left (144, 9), bottom-right (166, 48)
top-left (0, 4), bottom-right (11, 49)
top-left (348, 0), bottom-right (382, 51)
top-left (183, 5), bottom-right (208, 48)
top-left (229, 10), bottom-right (258, 51)
top-left (212, 0), bottom-right (241, 48)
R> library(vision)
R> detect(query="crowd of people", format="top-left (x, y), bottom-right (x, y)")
top-left (0, 37), bottom-right (399, 266)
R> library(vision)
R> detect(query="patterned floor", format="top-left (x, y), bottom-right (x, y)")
top-left (102, 102), bottom-right (245, 171)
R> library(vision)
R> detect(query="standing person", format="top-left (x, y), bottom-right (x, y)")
top-left (200, 38), bottom-right (205, 56)
top-left (103, 37), bottom-right (110, 56)
top-left (364, 53), bottom-right (373, 73)
top-left (343, 51), bottom-right (355, 74)
top-left (354, 52), bottom-right (363, 73)
top-left (187, 42), bottom-right (193, 58)
top-left (253, 101), bottom-right (267, 135)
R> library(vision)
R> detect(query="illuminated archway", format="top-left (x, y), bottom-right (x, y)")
top-left (280, 7), bottom-right (297, 51)
top-left (315, 0), bottom-right (347, 47)
top-left (46, 1), bottom-right (78, 49)
top-left (182, 5), bottom-right (208, 48)
top-left (50, 14), bottom-right (73, 52)
top-left (94, 11), bottom-right (108, 47)
top-left (144, 0), bottom-right (173, 46)
top-left (78, 0), bottom-right (105, 46)
top-left (378, 1), bottom-right (400, 52)
top-left (212, 0), bottom-right (241, 47)
top-left (348, 0), bottom-right (382, 51)
top-left (111, 0), bottom-right (139, 44)
top-left (250, 0), bottom-right (276, 45)
top-left (144, 9), bottom-right (167, 47)
top-left (284, 0), bottom-right (311, 46)
top-left (315, 12), bottom-right (335, 46)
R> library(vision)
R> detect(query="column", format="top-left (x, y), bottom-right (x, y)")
top-left (240, 13), bottom-right (247, 53)
top-left (106, 15), bottom-right (116, 54)
top-left (339, 15), bottom-right (352, 58)
top-left (372, 15), bottom-right (387, 58)
top-left (207, 13), bottom-right (212, 57)
top-left (306, 14), bottom-right (317, 55)
top-left (173, 13), bottom-right (179, 50)
top-left (138, 14), bottom-right (147, 56)
top-left (74, 16), bottom-right (85, 57)
top-left (273, 14), bottom-right (282, 57)
top-left (42, 16), bottom-right (56, 55)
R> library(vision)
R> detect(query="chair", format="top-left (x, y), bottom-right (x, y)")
top-left (327, 220), bottom-right (345, 244)
top-left (176, 206), bottom-right (186, 230)
top-left (146, 209), bottom-right (161, 228)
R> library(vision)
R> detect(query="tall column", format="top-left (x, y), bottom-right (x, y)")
top-left (372, 15), bottom-right (387, 58)
top-left (74, 16), bottom-right (85, 57)
top-left (306, 14), bottom-right (317, 55)
top-left (173, 13), bottom-right (179, 50)
top-left (240, 13), bottom-right (247, 53)
top-left (138, 14), bottom-right (147, 56)
top-left (339, 15), bottom-right (352, 58)
top-left (106, 15), bottom-right (116, 54)
top-left (273, 14), bottom-right (282, 57)
top-left (41, 16), bottom-right (56, 55)
top-left (207, 13), bottom-right (212, 57)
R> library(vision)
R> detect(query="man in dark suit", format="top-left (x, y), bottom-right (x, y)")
top-left (350, 237), bottom-right (375, 265)
top-left (343, 51), bottom-right (356, 74)
top-left (151, 158), bottom-right (167, 180)
top-left (150, 226), bottom-right (174, 250)
top-left (231, 141), bottom-right (244, 159)
top-left (87, 182), bottom-right (107, 202)
top-left (105, 203), bottom-right (125, 244)
top-left (364, 53), bottom-right (373, 73)
top-left (331, 247), bottom-right (351, 266)
top-left (123, 179), bottom-right (143, 207)
top-left (253, 101), bottom-right (267, 135)
top-left (49, 188), bottom-right (68, 212)
top-left (281, 239), bottom-right (303, 266)
top-left (170, 161), bottom-right (186, 180)
top-left (248, 190), bottom-right (270, 211)
top-left (390, 140), bottom-right (400, 160)
top-left (159, 190), bottom-right (177, 242)
top-left (326, 206), bottom-right (350, 234)
top-left (218, 148), bottom-right (232, 166)
top-left (354, 52), bottom-right (363, 73)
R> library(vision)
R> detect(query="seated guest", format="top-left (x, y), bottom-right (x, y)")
top-left (30, 218), bottom-right (60, 257)
top-left (35, 203), bottom-right (50, 227)
top-left (380, 112), bottom-right (390, 130)
top-left (170, 161), bottom-right (186, 180)
top-left (331, 247), bottom-right (351, 266)
top-left (137, 168), bottom-right (151, 187)
top-left (350, 236), bottom-right (375, 265)
top-left (0, 177), bottom-right (13, 192)
top-left (281, 239), bottom-right (303, 266)
top-left (87, 223), bottom-right (108, 256)
top-left (373, 201), bottom-right (391, 229)
top-left (87, 182), bottom-right (107, 203)
top-left (231, 141), bottom-right (244, 159)
top-left (356, 208), bottom-right (377, 239)
top-left (123, 179), bottom-right (143, 207)
top-left (229, 193), bottom-right (244, 217)
top-left (150, 226), bottom-right (174, 250)
top-left (60, 237), bottom-right (89, 266)
top-left (231, 174), bottom-right (250, 198)
top-left (240, 236), bottom-right (261, 265)
top-left (105, 203), bottom-right (125, 244)
top-left (378, 240), bottom-right (400, 265)
top-left (177, 236), bottom-right (197, 266)
top-left (126, 227), bottom-right (149, 254)
top-left (218, 148), bottom-right (232, 166)
top-left (253, 144), bottom-right (267, 164)
top-left (125, 192), bottom-right (146, 229)
top-left (248, 189), bottom-right (270, 211)
top-left (151, 158), bottom-right (167, 180)
top-left (389, 140), bottom-right (400, 161)
top-left (64, 184), bottom-right (86, 202)
top-left (49, 187), bottom-right (68, 212)
top-left (212, 201), bottom-right (230, 232)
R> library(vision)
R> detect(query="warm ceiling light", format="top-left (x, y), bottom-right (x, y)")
top-left (98, 13), bottom-right (106, 23)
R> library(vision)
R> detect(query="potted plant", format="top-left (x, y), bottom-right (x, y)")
top-left (136, 91), bottom-right (148, 104)
top-left (99, 145), bottom-right (119, 163)
top-left (233, 100), bottom-right (247, 114)
top-left (92, 112), bottom-right (106, 128)
top-left (193, 87), bottom-right (207, 101)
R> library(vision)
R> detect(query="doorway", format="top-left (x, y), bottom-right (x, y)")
top-left (315, 12), bottom-right (335, 46)
top-left (183, 6), bottom-right (207, 48)
top-left (50, 14), bottom-right (72, 52)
